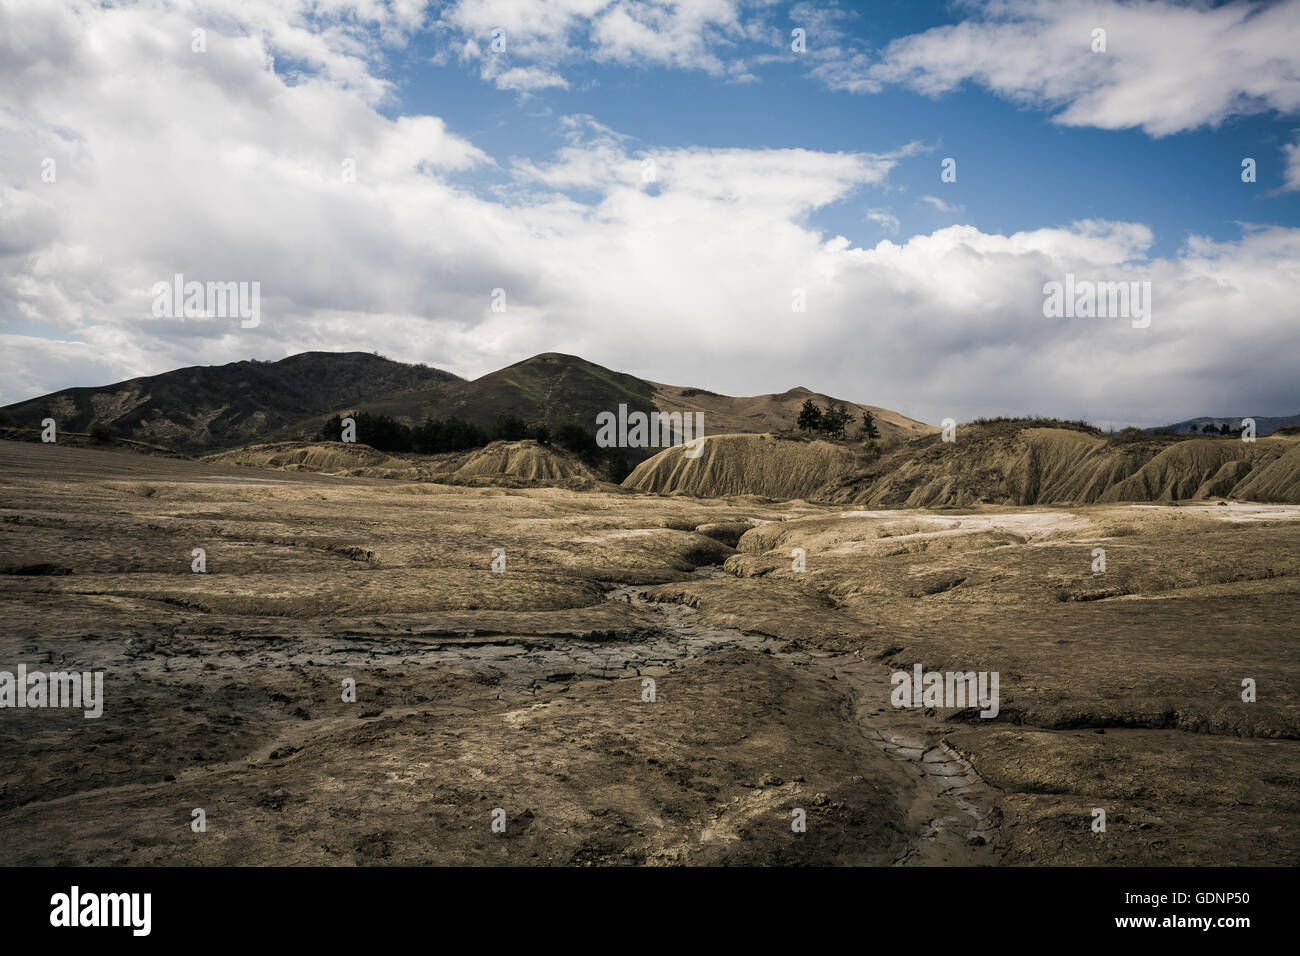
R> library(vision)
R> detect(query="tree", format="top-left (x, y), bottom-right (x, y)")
top-left (555, 422), bottom-right (596, 456)
top-left (860, 410), bottom-right (881, 441)
top-left (489, 415), bottom-right (529, 442)
top-left (796, 399), bottom-right (823, 432)
top-left (821, 403), bottom-right (851, 439)
top-left (601, 450), bottom-right (632, 484)
top-left (89, 422), bottom-right (117, 443)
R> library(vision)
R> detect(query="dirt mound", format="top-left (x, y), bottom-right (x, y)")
top-left (623, 433), bottom-right (865, 500)
top-left (1231, 438), bottom-right (1300, 503)
top-left (439, 440), bottom-right (597, 481)
top-left (622, 425), bottom-right (1300, 506)
top-left (824, 428), bottom-right (1110, 508)
top-left (206, 442), bottom-right (414, 475)
top-left (841, 429), bottom-right (1298, 507)
top-left (1097, 438), bottom-right (1286, 503)
top-left (206, 440), bottom-right (597, 485)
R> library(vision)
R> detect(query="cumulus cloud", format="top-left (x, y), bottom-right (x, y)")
top-left (434, 0), bottom-right (765, 90)
top-left (805, 0), bottom-right (1300, 190)
top-left (2, 0), bottom-right (1298, 428)
top-left (858, 0), bottom-right (1300, 137)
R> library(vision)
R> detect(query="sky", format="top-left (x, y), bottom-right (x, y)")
top-left (1, 0), bottom-right (1298, 428)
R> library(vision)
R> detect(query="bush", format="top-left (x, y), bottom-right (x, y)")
top-left (88, 422), bottom-right (117, 443)
top-left (969, 416), bottom-right (1101, 435)
top-left (601, 450), bottom-right (633, 484)
top-left (554, 422), bottom-right (598, 457)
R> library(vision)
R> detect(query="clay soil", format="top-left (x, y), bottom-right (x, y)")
top-left (0, 440), bottom-right (1295, 865)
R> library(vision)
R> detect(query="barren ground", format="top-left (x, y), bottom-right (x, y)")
top-left (0, 440), bottom-right (1295, 865)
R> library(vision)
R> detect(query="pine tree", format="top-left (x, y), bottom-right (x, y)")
top-left (796, 398), bottom-right (823, 432)
top-left (860, 410), bottom-right (880, 440)
top-left (822, 403), bottom-right (850, 439)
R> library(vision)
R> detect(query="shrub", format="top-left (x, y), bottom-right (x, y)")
top-left (88, 422), bottom-right (118, 443)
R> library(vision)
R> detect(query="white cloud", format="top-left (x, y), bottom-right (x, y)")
top-left (919, 195), bottom-right (965, 214)
top-left (489, 65), bottom-right (570, 91)
top-left (1284, 133), bottom-right (1300, 191)
top-left (858, 0), bottom-right (1300, 137)
top-left (435, 0), bottom-right (766, 89)
top-left (865, 208), bottom-right (900, 233)
top-left (806, 0), bottom-right (1300, 191)
top-left (2, 0), bottom-right (1298, 427)
top-left (513, 130), bottom-right (907, 215)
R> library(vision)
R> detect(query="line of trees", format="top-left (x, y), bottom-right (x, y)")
top-left (1198, 423), bottom-right (1243, 436)
top-left (796, 399), bottom-right (879, 442)
top-left (316, 412), bottom-right (552, 454)
top-left (313, 412), bottom-right (632, 482)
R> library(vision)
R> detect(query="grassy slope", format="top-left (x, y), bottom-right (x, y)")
top-left (2, 352), bottom-right (457, 453)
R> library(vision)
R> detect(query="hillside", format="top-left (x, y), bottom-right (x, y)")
top-left (298, 352), bottom-right (935, 448)
top-left (623, 433), bottom-right (867, 499)
top-left (837, 425), bottom-right (1300, 506)
top-left (3, 350), bottom-right (933, 456)
top-left (646, 383), bottom-right (933, 442)
top-left (291, 353), bottom-right (935, 447)
top-left (1148, 414), bottom-right (1300, 437)
top-left (623, 423), bottom-right (1300, 505)
top-left (0, 352), bottom-right (457, 453)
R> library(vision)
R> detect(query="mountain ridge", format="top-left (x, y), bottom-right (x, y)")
top-left (0, 351), bottom-right (459, 454)
top-left (2, 350), bottom-right (934, 453)
top-left (1146, 414), bottom-right (1300, 437)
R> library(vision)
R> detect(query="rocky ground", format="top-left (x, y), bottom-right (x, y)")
top-left (0, 440), bottom-right (1295, 865)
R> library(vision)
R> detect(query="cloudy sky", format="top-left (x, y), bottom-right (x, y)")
top-left (2, 0), bottom-right (1298, 427)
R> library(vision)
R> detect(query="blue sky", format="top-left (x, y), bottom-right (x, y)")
top-left (2, 0), bottom-right (1299, 425)
top-left (400, 3), bottom-right (1300, 260)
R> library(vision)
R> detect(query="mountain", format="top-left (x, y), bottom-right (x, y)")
top-left (353, 352), bottom-right (660, 433)
top-left (2, 351), bottom-right (934, 454)
top-left (8, 351), bottom-right (1299, 504)
top-left (333, 352), bottom-right (935, 445)
top-left (0, 352), bottom-right (459, 453)
top-left (645, 382), bottom-right (933, 442)
top-left (1147, 414), bottom-right (1300, 437)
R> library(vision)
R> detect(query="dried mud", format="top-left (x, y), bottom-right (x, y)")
top-left (0, 440), bottom-right (1295, 865)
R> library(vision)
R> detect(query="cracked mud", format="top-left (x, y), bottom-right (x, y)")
top-left (1, 441), bottom-right (1296, 865)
